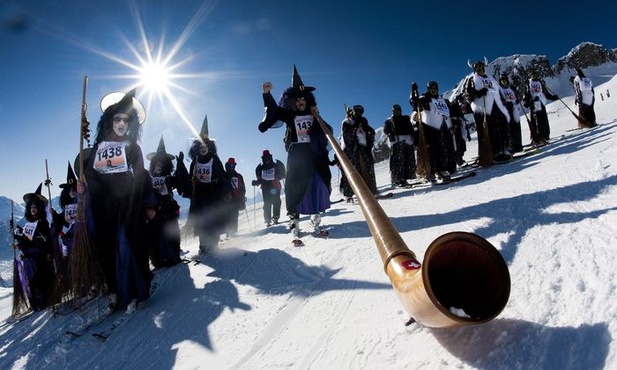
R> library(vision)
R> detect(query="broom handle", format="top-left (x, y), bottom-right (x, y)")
top-left (79, 76), bottom-right (88, 182)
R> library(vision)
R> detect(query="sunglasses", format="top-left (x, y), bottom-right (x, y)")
top-left (113, 116), bottom-right (131, 123)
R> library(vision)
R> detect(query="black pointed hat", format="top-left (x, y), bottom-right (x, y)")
top-left (100, 88), bottom-right (146, 124)
top-left (59, 161), bottom-right (77, 189)
top-left (23, 183), bottom-right (48, 205)
top-left (292, 65), bottom-right (315, 92)
top-left (146, 136), bottom-right (175, 161)
top-left (199, 114), bottom-right (216, 142)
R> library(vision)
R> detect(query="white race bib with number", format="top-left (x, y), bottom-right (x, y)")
top-left (195, 159), bottom-right (214, 183)
top-left (294, 115), bottom-right (313, 143)
top-left (93, 141), bottom-right (129, 174)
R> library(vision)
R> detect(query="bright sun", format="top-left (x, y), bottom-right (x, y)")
top-left (138, 60), bottom-right (172, 95)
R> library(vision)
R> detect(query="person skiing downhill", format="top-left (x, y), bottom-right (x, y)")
top-left (258, 65), bottom-right (332, 240)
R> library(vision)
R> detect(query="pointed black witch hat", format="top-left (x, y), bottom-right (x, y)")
top-left (146, 136), bottom-right (175, 161)
top-left (59, 161), bottom-right (77, 189)
top-left (23, 183), bottom-right (48, 205)
top-left (198, 114), bottom-right (216, 141)
top-left (291, 65), bottom-right (315, 92)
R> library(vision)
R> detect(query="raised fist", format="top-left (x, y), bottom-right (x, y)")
top-left (177, 151), bottom-right (184, 162)
top-left (263, 82), bottom-right (272, 93)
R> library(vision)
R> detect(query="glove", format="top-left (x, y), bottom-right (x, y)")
top-left (251, 180), bottom-right (260, 186)
top-left (411, 82), bottom-right (418, 93)
top-left (477, 88), bottom-right (488, 97)
top-left (14, 226), bottom-right (23, 237)
top-left (177, 151), bottom-right (184, 162)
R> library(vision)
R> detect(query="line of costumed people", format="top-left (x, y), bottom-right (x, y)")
top-left (11, 61), bottom-right (598, 317)
top-left (10, 89), bottom-right (249, 317)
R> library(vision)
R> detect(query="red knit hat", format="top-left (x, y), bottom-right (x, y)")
top-left (227, 157), bottom-right (236, 165)
top-left (262, 150), bottom-right (271, 157)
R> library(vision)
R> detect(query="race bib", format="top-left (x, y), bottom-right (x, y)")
top-left (23, 221), bottom-right (38, 241)
top-left (195, 159), bottom-right (214, 183)
top-left (230, 176), bottom-right (239, 189)
top-left (529, 80), bottom-right (542, 95)
top-left (434, 98), bottom-right (450, 117)
top-left (480, 77), bottom-right (495, 90)
top-left (152, 176), bottom-right (169, 195)
top-left (261, 168), bottom-right (275, 181)
top-left (294, 115), bottom-right (313, 143)
top-left (65, 203), bottom-right (77, 222)
top-left (501, 88), bottom-right (516, 102)
top-left (93, 141), bottom-right (129, 174)
top-left (581, 77), bottom-right (593, 92)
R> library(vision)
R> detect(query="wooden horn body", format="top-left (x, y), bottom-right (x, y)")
top-left (312, 108), bottom-right (510, 327)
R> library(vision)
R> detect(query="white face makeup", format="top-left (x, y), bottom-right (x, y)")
top-left (112, 114), bottom-right (130, 136)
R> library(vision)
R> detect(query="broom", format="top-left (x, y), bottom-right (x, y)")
top-left (410, 85), bottom-right (431, 177)
top-left (68, 75), bottom-right (104, 299)
top-left (547, 85), bottom-right (590, 126)
top-left (478, 96), bottom-right (493, 167)
top-left (11, 202), bottom-right (30, 318)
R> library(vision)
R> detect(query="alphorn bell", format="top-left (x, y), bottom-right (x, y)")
top-left (311, 107), bottom-right (510, 328)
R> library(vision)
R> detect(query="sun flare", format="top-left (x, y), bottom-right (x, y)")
top-left (138, 60), bottom-right (173, 95)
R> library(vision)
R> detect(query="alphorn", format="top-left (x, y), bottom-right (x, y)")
top-left (311, 107), bottom-right (510, 328)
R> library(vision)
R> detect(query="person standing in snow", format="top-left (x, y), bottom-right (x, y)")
top-left (50, 162), bottom-right (79, 298)
top-left (339, 104), bottom-right (377, 202)
top-left (448, 96), bottom-right (471, 166)
top-left (78, 89), bottom-right (155, 312)
top-left (464, 60), bottom-right (512, 163)
top-left (183, 127), bottom-right (232, 256)
top-left (572, 68), bottom-right (597, 128)
top-left (498, 73), bottom-right (524, 153)
top-left (252, 150), bottom-right (285, 227)
top-left (145, 137), bottom-right (182, 269)
top-left (258, 66), bottom-right (332, 237)
top-left (411, 81), bottom-right (458, 181)
top-left (383, 104), bottom-right (417, 187)
top-left (13, 184), bottom-right (56, 311)
top-left (224, 157), bottom-right (246, 238)
top-left (523, 71), bottom-right (559, 145)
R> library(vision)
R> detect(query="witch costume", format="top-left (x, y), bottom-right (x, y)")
top-left (145, 136), bottom-right (182, 268)
top-left (80, 89), bottom-right (155, 311)
top-left (14, 184), bottom-right (56, 311)
top-left (258, 65), bottom-right (332, 234)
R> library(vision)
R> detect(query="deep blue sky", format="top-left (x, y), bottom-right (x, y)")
top-left (1, 0), bottom-right (615, 202)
